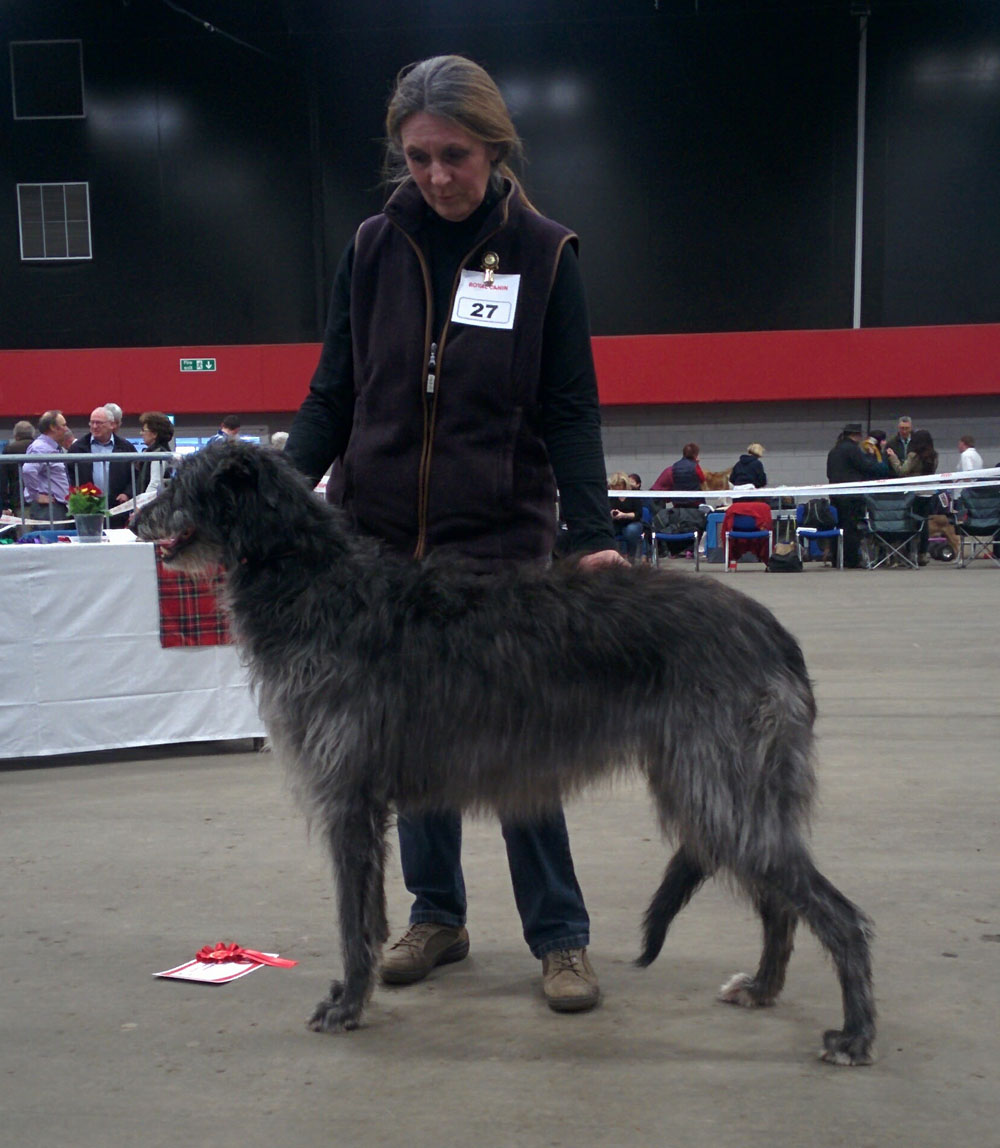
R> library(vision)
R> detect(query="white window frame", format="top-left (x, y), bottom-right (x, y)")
top-left (17, 182), bottom-right (93, 262)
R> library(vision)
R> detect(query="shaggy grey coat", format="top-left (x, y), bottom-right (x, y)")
top-left (133, 443), bottom-right (875, 1066)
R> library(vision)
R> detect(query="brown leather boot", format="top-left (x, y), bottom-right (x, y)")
top-left (380, 923), bottom-right (469, 985)
top-left (541, 948), bottom-right (600, 1012)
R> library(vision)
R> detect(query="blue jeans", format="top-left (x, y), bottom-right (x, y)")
top-left (397, 808), bottom-right (590, 959)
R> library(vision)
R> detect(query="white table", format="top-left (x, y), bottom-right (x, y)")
top-left (0, 535), bottom-right (265, 758)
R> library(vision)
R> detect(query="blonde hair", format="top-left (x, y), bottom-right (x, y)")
top-left (383, 55), bottom-right (534, 208)
top-left (608, 471), bottom-right (630, 490)
top-left (747, 443), bottom-right (765, 457)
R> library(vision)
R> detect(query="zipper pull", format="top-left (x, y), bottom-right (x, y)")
top-left (426, 341), bottom-right (437, 395)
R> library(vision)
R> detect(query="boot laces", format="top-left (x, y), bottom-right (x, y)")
top-left (388, 923), bottom-right (442, 954)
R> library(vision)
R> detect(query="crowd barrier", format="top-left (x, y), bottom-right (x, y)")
top-left (0, 451), bottom-right (177, 528)
top-left (610, 467), bottom-right (1000, 502)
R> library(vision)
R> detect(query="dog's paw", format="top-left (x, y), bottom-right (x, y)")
top-left (716, 972), bottom-right (771, 1008)
top-left (819, 1029), bottom-right (874, 1067)
top-left (307, 982), bottom-right (364, 1033)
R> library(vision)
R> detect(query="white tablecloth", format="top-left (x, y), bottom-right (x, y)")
top-left (0, 536), bottom-right (265, 758)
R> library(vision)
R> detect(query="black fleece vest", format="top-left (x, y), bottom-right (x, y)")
top-left (346, 179), bottom-right (576, 567)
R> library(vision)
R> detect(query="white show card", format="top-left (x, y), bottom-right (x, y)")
top-left (450, 270), bottom-right (521, 330)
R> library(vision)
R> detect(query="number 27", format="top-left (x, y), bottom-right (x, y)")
top-left (469, 302), bottom-right (498, 319)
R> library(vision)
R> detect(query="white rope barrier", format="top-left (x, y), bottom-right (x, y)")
top-left (611, 467), bottom-right (1000, 502)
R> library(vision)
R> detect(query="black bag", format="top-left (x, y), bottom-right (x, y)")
top-left (766, 543), bottom-right (803, 573)
top-left (652, 506), bottom-right (705, 535)
top-left (802, 498), bottom-right (835, 530)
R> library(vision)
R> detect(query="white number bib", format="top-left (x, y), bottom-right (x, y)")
top-left (450, 270), bottom-right (521, 330)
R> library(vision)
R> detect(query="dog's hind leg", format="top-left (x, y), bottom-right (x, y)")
top-left (717, 887), bottom-right (797, 1006)
top-left (749, 854), bottom-right (875, 1066)
top-left (636, 846), bottom-right (708, 967)
top-left (309, 799), bottom-right (391, 1034)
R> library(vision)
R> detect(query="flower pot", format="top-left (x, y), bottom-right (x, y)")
top-left (74, 513), bottom-right (105, 542)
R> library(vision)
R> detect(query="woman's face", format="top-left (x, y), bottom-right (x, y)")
top-left (400, 111), bottom-right (497, 222)
top-left (140, 424), bottom-right (156, 446)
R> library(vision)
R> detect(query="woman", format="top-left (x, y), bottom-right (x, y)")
top-left (136, 411), bottom-right (175, 505)
top-left (887, 428), bottom-right (941, 565)
top-left (286, 56), bottom-right (620, 1013)
top-left (729, 442), bottom-right (767, 489)
top-left (670, 442), bottom-right (705, 490)
top-left (609, 471), bottom-right (645, 561)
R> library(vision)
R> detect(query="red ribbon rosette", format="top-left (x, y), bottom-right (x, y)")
top-left (195, 941), bottom-right (297, 968)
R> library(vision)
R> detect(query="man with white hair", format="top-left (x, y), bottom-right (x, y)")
top-left (72, 406), bottom-right (139, 508)
top-left (103, 403), bottom-right (124, 432)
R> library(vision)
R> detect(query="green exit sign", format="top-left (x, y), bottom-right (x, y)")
top-left (180, 358), bottom-right (217, 372)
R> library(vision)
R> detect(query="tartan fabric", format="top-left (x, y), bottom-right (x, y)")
top-left (154, 550), bottom-right (231, 647)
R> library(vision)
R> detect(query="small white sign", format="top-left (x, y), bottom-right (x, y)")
top-left (451, 270), bottom-right (521, 330)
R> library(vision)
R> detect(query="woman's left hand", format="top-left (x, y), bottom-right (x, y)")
top-left (578, 548), bottom-right (628, 569)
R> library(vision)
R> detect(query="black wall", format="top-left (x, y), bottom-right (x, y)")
top-left (1, 1), bottom-right (997, 349)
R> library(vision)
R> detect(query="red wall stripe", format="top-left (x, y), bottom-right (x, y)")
top-left (1, 323), bottom-right (999, 417)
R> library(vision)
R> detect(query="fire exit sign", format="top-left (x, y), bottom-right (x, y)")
top-left (180, 358), bottom-right (216, 372)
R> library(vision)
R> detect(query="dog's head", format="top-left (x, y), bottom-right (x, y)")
top-left (132, 441), bottom-right (308, 572)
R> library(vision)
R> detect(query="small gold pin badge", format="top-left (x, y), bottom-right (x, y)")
top-left (481, 251), bottom-right (499, 285)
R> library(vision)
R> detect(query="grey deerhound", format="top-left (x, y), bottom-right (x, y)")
top-left (133, 442), bottom-right (875, 1066)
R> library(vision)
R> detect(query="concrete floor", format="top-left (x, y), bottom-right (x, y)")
top-left (2, 562), bottom-right (998, 1148)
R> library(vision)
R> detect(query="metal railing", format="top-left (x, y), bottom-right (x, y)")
top-left (0, 451), bottom-right (178, 528)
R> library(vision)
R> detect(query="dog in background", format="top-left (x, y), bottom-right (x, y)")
top-left (133, 443), bottom-right (875, 1066)
top-left (702, 468), bottom-right (733, 491)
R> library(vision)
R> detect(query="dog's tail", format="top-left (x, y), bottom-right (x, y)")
top-left (636, 848), bottom-right (707, 967)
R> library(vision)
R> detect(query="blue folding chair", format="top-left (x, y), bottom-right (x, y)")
top-left (651, 510), bottom-right (701, 570)
top-left (723, 513), bottom-right (771, 569)
top-left (795, 503), bottom-right (843, 568)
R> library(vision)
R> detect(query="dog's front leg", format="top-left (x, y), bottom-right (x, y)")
top-left (308, 798), bottom-right (391, 1033)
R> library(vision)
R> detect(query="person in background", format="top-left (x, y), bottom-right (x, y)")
top-left (609, 471), bottom-right (645, 562)
top-left (22, 411), bottom-right (71, 520)
top-left (103, 403), bottom-right (124, 435)
top-left (861, 429), bottom-right (887, 463)
top-left (71, 406), bottom-right (140, 511)
top-left (205, 415), bottom-right (242, 446)
top-left (286, 54), bottom-right (620, 1014)
top-left (958, 435), bottom-right (983, 472)
top-left (887, 428), bottom-right (939, 566)
top-left (729, 442), bottom-right (767, 489)
top-left (670, 442), bottom-right (705, 491)
top-left (136, 411), bottom-right (176, 504)
top-left (1, 420), bottom-right (36, 514)
top-left (826, 422), bottom-right (888, 569)
top-left (885, 415), bottom-right (913, 466)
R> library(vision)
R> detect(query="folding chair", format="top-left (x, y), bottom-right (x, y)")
top-left (650, 504), bottom-right (703, 569)
top-left (861, 492), bottom-right (921, 569)
top-left (795, 503), bottom-right (843, 568)
top-left (724, 511), bottom-right (772, 569)
top-left (651, 526), bottom-right (701, 570)
top-left (955, 486), bottom-right (1000, 568)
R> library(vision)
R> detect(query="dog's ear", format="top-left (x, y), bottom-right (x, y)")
top-left (205, 443), bottom-right (283, 511)
top-left (207, 442), bottom-right (258, 486)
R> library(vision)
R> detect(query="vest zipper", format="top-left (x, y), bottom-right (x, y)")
top-left (403, 213), bottom-right (506, 559)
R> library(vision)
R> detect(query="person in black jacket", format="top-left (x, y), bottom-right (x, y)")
top-left (1, 420), bottom-right (35, 513)
top-left (286, 55), bottom-right (620, 1014)
top-left (826, 423), bottom-right (889, 567)
top-left (730, 443), bottom-right (767, 489)
top-left (71, 407), bottom-right (139, 514)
